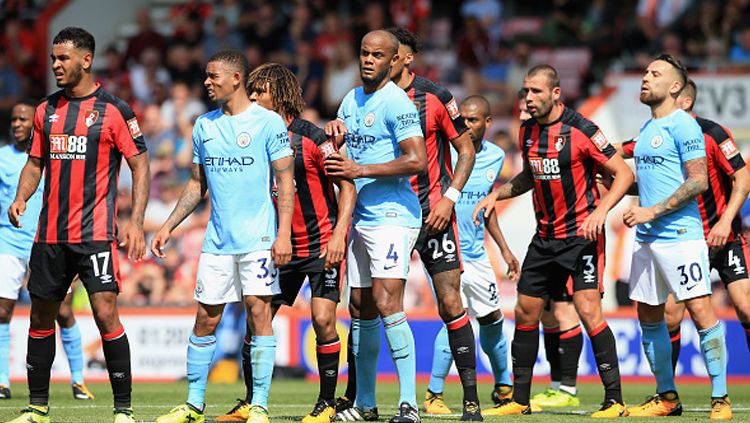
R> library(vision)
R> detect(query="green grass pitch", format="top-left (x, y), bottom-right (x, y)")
top-left (0, 380), bottom-right (747, 422)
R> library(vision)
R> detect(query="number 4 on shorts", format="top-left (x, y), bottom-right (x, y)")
top-left (386, 243), bottom-right (398, 262)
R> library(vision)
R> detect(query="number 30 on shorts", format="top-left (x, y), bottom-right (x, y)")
top-left (677, 262), bottom-right (703, 286)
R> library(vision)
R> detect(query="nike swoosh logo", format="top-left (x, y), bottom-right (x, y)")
top-left (204, 137), bottom-right (214, 143)
top-left (686, 284), bottom-right (697, 291)
top-left (384, 264), bottom-right (397, 270)
top-left (341, 114), bottom-right (351, 120)
top-left (265, 280), bottom-right (275, 287)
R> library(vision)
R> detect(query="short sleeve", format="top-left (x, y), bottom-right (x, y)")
top-left (576, 119), bottom-right (616, 165)
top-left (29, 104), bottom-right (46, 158)
top-left (706, 124), bottom-right (744, 174)
top-left (192, 119), bottom-right (203, 165)
top-left (674, 114), bottom-right (705, 162)
top-left (622, 139), bottom-right (636, 157)
top-left (432, 88), bottom-right (467, 141)
top-left (110, 102), bottom-right (147, 159)
top-left (266, 113), bottom-right (293, 162)
top-left (389, 96), bottom-right (423, 142)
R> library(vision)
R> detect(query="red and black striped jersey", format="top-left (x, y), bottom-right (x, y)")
top-left (29, 84), bottom-right (147, 244)
top-left (624, 115), bottom-right (746, 240)
top-left (404, 74), bottom-right (467, 220)
top-left (285, 118), bottom-right (338, 259)
top-left (521, 106), bottom-right (616, 239)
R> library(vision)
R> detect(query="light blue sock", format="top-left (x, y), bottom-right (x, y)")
top-left (251, 335), bottom-right (276, 409)
top-left (640, 321), bottom-right (676, 394)
top-left (480, 317), bottom-right (511, 386)
top-left (427, 326), bottom-right (452, 394)
top-left (186, 333), bottom-right (217, 410)
top-left (383, 312), bottom-right (416, 408)
top-left (354, 318), bottom-right (381, 409)
top-left (0, 324), bottom-right (9, 386)
top-left (698, 321), bottom-right (728, 398)
top-left (61, 324), bottom-right (84, 385)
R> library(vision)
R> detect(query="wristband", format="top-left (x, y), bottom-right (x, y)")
top-left (444, 187), bottom-right (461, 203)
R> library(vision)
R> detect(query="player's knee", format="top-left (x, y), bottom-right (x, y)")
top-left (514, 303), bottom-right (536, 326)
top-left (312, 313), bottom-right (335, 335)
top-left (477, 309), bottom-right (502, 326)
top-left (664, 308), bottom-right (684, 332)
top-left (685, 297), bottom-right (717, 329)
top-left (575, 302), bottom-right (602, 328)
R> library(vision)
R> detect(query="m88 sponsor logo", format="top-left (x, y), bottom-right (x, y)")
top-left (49, 134), bottom-right (88, 159)
top-left (529, 156), bottom-right (560, 180)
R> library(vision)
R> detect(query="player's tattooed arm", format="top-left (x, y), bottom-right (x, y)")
top-left (272, 156), bottom-right (295, 266)
top-left (472, 163), bottom-right (534, 225)
top-left (448, 131), bottom-right (476, 191)
top-left (8, 157), bottom-right (43, 228)
top-left (624, 157), bottom-right (708, 227)
top-left (152, 163), bottom-right (207, 258)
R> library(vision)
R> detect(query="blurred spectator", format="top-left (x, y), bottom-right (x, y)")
top-left (281, 2), bottom-right (316, 54)
top-left (130, 47), bottom-right (172, 105)
top-left (242, 2), bottom-right (284, 56)
top-left (0, 13), bottom-right (36, 77)
top-left (160, 81), bottom-right (205, 135)
top-left (165, 42), bottom-right (204, 92)
top-left (729, 26), bottom-right (750, 63)
top-left (98, 46), bottom-right (130, 95)
top-left (636, 0), bottom-right (690, 42)
top-left (390, 0), bottom-right (430, 33)
top-left (124, 9), bottom-right (167, 66)
top-left (170, 11), bottom-right (205, 58)
top-left (353, 2), bottom-right (389, 43)
top-left (461, 0), bottom-right (502, 42)
top-left (0, 47), bottom-right (21, 119)
top-left (322, 40), bottom-right (359, 117)
top-left (290, 39), bottom-right (324, 111)
top-left (314, 12), bottom-right (353, 64)
top-left (139, 104), bottom-right (176, 168)
top-left (202, 15), bottom-right (243, 59)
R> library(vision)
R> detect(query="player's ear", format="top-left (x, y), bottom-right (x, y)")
top-left (391, 52), bottom-right (400, 66)
top-left (404, 51), bottom-right (413, 67)
top-left (81, 50), bottom-right (93, 72)
top-left (551, 86), bottom-right (561, 101)
top-left (669, 80), bottom-right (683, 97)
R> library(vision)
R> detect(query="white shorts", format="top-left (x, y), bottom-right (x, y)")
top-left (461, 259), bottom-right (501, 318)
top-left (629, 240), bottom-right (712, 306)
top-left (346, 225), bottom-right (420, 288)
top-left (195, 250), bottom-right (280, 305)
top-left (0, 254), bottom-right (28, 300)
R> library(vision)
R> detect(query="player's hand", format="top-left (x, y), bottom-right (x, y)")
top-left (581, 207), bottom-right (608, 241)
top-left (707, 219), bottom-right (731, 249)
top-left (472, 191), bottom-right (499, 226)
top-left (503, 251), bottom-right (521, 282)
top-left (321, 230), bottom-right (346, 269)
top-left (8, 200), bottom-right (26, 228)
top-left (324, 120), bottom-right (348, 138)
top-left (272, 235), bottom-right (292, 267)
top-left (623, 205), bottom-right (656, 227)
top-left (150, 228), bottom-right (172, 259)
top-left (120, 221), bottom-right (146, 262)
top-left (425, 196), bottom-right (454, 234)
top-left (324, 153), bottom-right (363, 179)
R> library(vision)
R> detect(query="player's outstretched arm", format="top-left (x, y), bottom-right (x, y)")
top-left (624, 157), bottom-right (708, 227)
top-left (485, 208), bottom-right (520, 281)
top-left (324, 136), bottom-right (427, 179)
top-left (272, 155), bottom-right (295, 267)
top-left (323, 178), bottom-right (356, 269)
top-left (151, 163), bottom-right (207, 258)
top-left (8, 156), bottom-right (43, 228)
top-left (472, 163), bottom-right (534, 225)
top-left (708, 166), bottom-right (750, 248)
top-left (121, 152), bottom-right (151, 261)
top-left (581, 155), bottom-right (634, 241)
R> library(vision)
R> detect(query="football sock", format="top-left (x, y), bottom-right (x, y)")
top-left (427, 325), bottom-right (452, 394)
top-left (102, 327), bottom-right (132, 409)
top-left (559, 325), bottom-right (582, 396)
top-left (479, 316), bottom-right (511, 387)
top-left (446, 311), bottom-right (479, 404)
top-left (698, 321), bottom-right (727, 398)
top-left (317, 336), bottom-right (341, 403)
top-left (511, 324), bottom-right (539, 405)
top-left (588, 322), bottom-right (623, 404)
top-left (353, 318), bottom-right (380, 409)
top-left (28, 328), bottom-right (55, 406)
top-left (384, 312), bottom-right (417, 407)
top-left (61, 323), bottom-right (84, 385)
top-left (0, 324), bottom-right (10, 386)
top-left (669, 327), bottom-right (681, 373)
top-left (543, 325), bottom-right (561, 390)
top-left (344, 328), bottom-right (356, 400)
top-left (640, 320), bottom-right (676, 395)
top-left (186, 332), bottom-right (216, 410)
top-left (242, 335), bottom-right (252, 403)
top-left (250, 335), bottom-right (276, 409)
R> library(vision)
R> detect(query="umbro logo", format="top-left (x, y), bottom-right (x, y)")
top-left (48, 114), bottom-right (60, 123)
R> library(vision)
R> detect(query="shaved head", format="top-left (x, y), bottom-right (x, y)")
top-left (461, 95), bottom-right (490, 117)
top-left (363, 30), bottom-right (399, 56)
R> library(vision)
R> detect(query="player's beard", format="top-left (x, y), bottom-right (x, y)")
top-left (58, 63), bottom-right (84, 88)
top-left (361, 65), bottom-right (390, 88)
top-left (639, 90), bottom-right (664, 106)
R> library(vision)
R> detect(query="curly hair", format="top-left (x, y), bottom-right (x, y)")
top-left (247, 63), bottom-right (304, 118)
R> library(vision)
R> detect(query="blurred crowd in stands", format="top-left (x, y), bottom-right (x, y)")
top-left (2, 0), bottom-right (750, 308)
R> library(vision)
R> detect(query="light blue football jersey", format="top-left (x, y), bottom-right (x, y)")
top-left (0, 145), bottom-right (43, 260)
top-left (451, 140), bottom-right (505, 261)
top-left (633, 108), bottom-right (706, 243)
top-left (337, 81), bottom-right (424, 227)
top-left (192, 103), bottom-right (292, 254)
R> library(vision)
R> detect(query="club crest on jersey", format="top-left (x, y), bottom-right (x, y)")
top-left (554, 135), bottom-right (566, 151)
top-left (126, 117), bottom-right (142, 138)
top-left (84, 110), bottom-right (99, 127)
top-left (650, 135), bottom-right (663, 148)
top-left (364, 112), bottom-right (375, 127)
top-left (237, 132), bottom-right (251, 148)
top-left (485, 168), bottom-right (496, 182)
top-left (446, 98), bottom-right (460, 119)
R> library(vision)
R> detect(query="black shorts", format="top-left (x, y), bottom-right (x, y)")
top-left (518, 234), bottom-right (604, 301)
top-left (710, 235), bottom-right (750, 286)
top-left (28, 241), bottom-right (120, 301)
top-left (413, 219), bottom-right (462, 276)
top-left (272, 256), bottom-right (342, 307)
